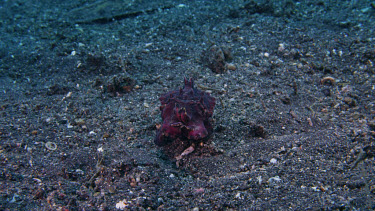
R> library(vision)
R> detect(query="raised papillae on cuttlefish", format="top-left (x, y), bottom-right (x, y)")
top-left (155, 78), bottom-right (215, 146)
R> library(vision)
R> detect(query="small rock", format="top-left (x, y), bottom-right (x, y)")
top-left (343, 97), bottom-right (356, 107)
top-left (75, 118), bottom-right (85, 125)
top-left (226, 63), bottom-right (236, 71)
top-left (268, 176), bottom-right (282, 183)
top-left (270, 158), bottom-right (277, 164)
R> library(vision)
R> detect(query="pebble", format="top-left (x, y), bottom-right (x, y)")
top-left (115, 200), bottom-right (128, 210)
top-left (145, 43), bottom-right (153, 47)
top-left (226, 63), bottom-right (236, 71)
top-left (75, 118), bottom-right (85, 125)
top-left (268, 176), bottom-right (282, 183)
top-left (235, 192), bottom-right (241, 199)
top-left (66, 91), bottom-right (73, 98)
top-left (270, 158), bottom-right (277, 164)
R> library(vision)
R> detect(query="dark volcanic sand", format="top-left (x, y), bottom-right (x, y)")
top-left (1, 0), bottom-right (375, 210)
